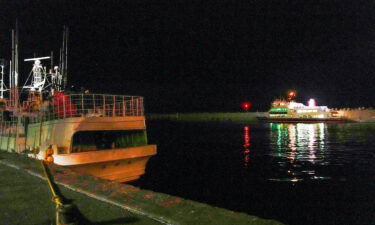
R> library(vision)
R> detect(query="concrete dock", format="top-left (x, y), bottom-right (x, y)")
top-left (0, 162), bottom-right (161, 225)
top-left (0, 152), bottom-right (285, 225)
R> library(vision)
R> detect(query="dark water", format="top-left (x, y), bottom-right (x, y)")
top-left (132, 121), bottom-right (375, 225)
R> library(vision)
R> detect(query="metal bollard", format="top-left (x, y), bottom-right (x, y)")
top-left (56, 203), bottom-right (79, 225)
top-left (41, 161), bottom-right (88, 225)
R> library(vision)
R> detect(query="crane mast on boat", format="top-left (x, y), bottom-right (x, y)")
top-left (0, 59), bottom-right (8, 99)
top-left (9, 25), bottom-right (20, 110)
top-left (0, 24), bottom-right (69, 110)
top-left (60, 26), bottom-right (68, 91)
top-left (22, 26), bottom-right (69, 99)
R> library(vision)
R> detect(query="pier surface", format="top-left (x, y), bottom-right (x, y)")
top-left (0, 151), bottom-right (284, 225)
top-left (0, 162), bottom-right (161, 225)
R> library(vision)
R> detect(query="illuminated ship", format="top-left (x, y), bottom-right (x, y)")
top-left (0, 27), bottom-right (156, 182)
top-left (258, 91), bottom-right (346, 123)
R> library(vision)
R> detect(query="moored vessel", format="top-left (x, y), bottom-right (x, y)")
top-left (258, 91), bottom-right (346, 123)
top-left (0, 26), bottom-right (156, 182)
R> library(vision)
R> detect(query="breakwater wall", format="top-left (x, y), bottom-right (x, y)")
top-left (147, 112), bottom-right (266, 122)
top-left (336, 108), bottom-right (375, 122)
top-left (148, 110), bottom-right (375, 123)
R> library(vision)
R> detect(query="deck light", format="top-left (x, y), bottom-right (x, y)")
top-left (308, 99), bottom-right (316, 107)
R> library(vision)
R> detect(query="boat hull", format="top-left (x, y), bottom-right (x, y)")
top-left (54, 145), bottom-right (157, 183)
top-left (0, 115), bottom-right (156, 183)
top-left (259, 117), bottom-right (347, 123)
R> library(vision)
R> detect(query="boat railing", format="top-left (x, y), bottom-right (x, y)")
top-left (27, 94), bottom-right (144, 123)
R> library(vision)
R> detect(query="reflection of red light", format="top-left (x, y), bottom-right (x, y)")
top-left (243, 126), bottom-right (251, 167)
top-left (244, 126), bottom-right (250, 147)
top-left (241, 101), bottom-right (252, 111)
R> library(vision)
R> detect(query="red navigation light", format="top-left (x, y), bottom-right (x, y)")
top-left (241, 101), bottom-right (252, 111)
top-left (287, 90), bottom-right (297, 101)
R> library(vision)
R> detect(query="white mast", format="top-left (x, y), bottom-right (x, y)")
top-left (56, 26), bottom-right (68, 92)
top-left (11, 30), bottom-right (14, 102)
top-left (0, 65), bottom-right (3, 99)
top-left (61, 26), bottom-right (68, 91)
top-left (10, 24), bottom-right (19, 109)
top-left (64, 26), bottom-right (68, 90)
top-left (9, 60), bottom-right (11, 92)
top-left (0, 62), bottom-right (8, 99)
top-left (15, 21), bottom-right (19, 88)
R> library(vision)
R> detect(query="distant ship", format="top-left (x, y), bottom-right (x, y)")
top-left (257, 92), bottom-right (346, 123)
top-left (0, 27), bottom-right (156, 182)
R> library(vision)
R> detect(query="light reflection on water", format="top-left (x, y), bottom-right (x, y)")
top-left (239, 122), bottom-right (375, 183)
top-left (243, 126), bottom-right (250, 168)
top-left (268, 123), bottom-right (329, 182)
top-left (138, 121), bottom-right (375, 225)
top-left (270, 123), bottom-right (327, 162)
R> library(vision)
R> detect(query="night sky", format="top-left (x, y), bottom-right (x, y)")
top-left (1, 0), bottom-right (374, 112)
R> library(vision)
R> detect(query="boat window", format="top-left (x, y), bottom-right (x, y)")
top-left (2, 111), bottom-right (12, 121)
top-left (269, 108), bottom-right (288, 114)
top-left (269, 111), bottom-right (288, 114)
top-left (71, 130), bottom-right (148, 153)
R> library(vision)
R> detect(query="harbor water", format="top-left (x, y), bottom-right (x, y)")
top-left (132, 121), bottom-right (375, 225)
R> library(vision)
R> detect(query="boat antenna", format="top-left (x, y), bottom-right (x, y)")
top-left (11, 30), bottom-right (14, 104)
top-left (60, 26), bottom-right (68, 91)
top-left (61, 29), bottom-right (64, 90)
top-left (51, 51), bottom-right (53, 69)
top-left (15, 20), bottom-right (19, 88)
top-left (10, 20), bottom-right (20, 109)
top-left (55, 26), bottom-right (69, 92)
top-left (63, 26), bottom-right (69, 90)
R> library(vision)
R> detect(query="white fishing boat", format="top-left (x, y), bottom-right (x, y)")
top-left (0, 26), bottom-right (156, 182)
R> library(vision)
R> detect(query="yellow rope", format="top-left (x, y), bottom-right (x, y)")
top-left (41, 160), bottom-right (63, 206)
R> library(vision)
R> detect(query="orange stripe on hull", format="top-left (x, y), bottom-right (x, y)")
top-left (54, 145), bottom-right (156, 182)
